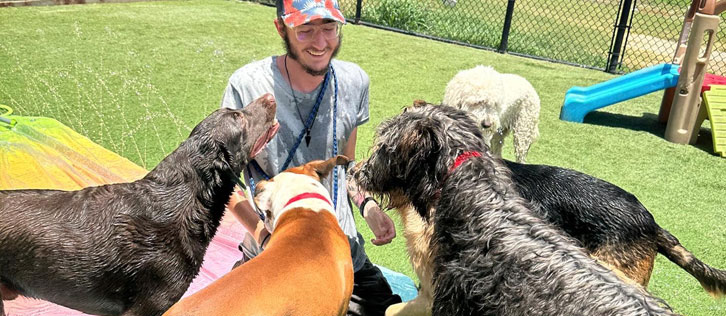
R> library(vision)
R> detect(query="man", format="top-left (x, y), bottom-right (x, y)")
top-left (220, 0), bottom-right (402, 314)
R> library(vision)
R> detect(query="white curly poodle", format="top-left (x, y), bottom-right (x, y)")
top-left (443, 65), bottom-right (540, 163)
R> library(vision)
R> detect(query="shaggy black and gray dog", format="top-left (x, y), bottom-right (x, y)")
top-left (384, 100), bottom-right (726, 297)
top-left (354, 101), bottom-right (676, 315)
top-left (435, 148), bottom-right (674, 315)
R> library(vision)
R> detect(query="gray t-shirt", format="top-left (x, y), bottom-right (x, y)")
top-left (221, 56), bottom-right (370, 272)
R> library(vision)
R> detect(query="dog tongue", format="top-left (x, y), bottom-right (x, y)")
top-left (251, 122), bottom-right (279, 157)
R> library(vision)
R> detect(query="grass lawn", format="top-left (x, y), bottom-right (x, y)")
top-left (1, 1), bottom-right (725, 314)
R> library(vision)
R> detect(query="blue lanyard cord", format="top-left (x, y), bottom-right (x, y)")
top-left (281, 69), bottom-right (331, 171)
top-left (246, 164), bottom-right (267, 221)
top-left (246, 65), bottom-right (340, 216)
top-left (331, 66), bottom-right (338, 210)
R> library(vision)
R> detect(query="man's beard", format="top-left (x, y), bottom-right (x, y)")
top-left (282, 29), bottom-right (342, 76)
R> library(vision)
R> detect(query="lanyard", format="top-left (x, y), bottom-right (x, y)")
top-left (247, 66), bottom-right (339, 219)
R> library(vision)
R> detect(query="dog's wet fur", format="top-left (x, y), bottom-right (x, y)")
top-left (504, 160), bottom-right (726, 291)
top-left (0, 94), bottom-right (278, 316)
top-left (354, 101), bottom-right (688, 315)
top-left (435, 152), bottom-right (674, 315)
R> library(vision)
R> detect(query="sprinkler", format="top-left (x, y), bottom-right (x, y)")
top-left (0, 104), bottom-right (17, 127)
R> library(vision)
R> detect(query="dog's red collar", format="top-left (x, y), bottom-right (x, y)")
top-left (449, 151), bottom-right (482, 173)
top-left (283, 192), bottom-right (332, 209)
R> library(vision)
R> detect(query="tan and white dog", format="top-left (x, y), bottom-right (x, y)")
top-left (163, 156), bottom-right (354, 316)
top-left (384, 204), bottom-right (434, 316)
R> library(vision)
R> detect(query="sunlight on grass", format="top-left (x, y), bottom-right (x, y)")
top-left (1, 1), bottom-right (725, 315)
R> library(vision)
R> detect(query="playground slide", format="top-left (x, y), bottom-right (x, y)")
top-left (702, 86), bottom-right (726, 157)
top-left (560, 63), bottom-right (681, 123)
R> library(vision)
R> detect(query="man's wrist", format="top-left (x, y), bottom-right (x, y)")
top-left (360, 196), bottom-right (377, 218)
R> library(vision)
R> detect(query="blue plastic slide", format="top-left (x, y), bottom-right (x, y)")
top-left (560, 63), bottom-right (680, 122)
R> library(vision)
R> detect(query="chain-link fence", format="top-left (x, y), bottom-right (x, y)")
top-left (255, 0), bottom-right (726, 76)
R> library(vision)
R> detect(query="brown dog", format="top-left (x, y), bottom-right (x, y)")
top-left (0, 94), bottom-right (279, 316)
top-left (163, 155), bottom-right (354, 316)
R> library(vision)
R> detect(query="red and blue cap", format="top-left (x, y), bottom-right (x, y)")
top-left (276, 0), bottom-right (346, 28)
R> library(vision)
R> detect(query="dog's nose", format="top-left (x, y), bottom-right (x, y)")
top-left (481, 120), bottom-right (492, 129)
top-left (349, 160), bottom-right (365, 173)
top-left (351, 165), bottom-right (365, 181)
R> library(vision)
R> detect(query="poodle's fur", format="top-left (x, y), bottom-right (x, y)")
top-left (353, 101), bottom-right (675, 315)
top-left (443, 65), bottom-right (540, 163)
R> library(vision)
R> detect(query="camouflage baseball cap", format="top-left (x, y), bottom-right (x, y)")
top-left (277, 0), bottom-right (346, 28)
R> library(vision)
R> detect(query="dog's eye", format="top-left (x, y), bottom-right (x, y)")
top-left (232, 112), bottom-right (242, 119)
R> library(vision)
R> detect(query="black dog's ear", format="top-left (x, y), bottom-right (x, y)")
top-left (212, 140), bottom-right (241, 178)
top-left (215, 140), bottom-right (232, 165)
top-left (400, 118), bottom-right (441, 164)
top-left (400, 118), bottom-right (445, 220)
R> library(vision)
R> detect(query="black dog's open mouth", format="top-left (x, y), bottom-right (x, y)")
top-left (251, 119), bottom-right (279, 158)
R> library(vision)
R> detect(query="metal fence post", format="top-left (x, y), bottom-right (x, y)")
top-left (606, 0), bottom-right (635, 73)
top-left (498, 0), bottom-right (517, 53)
top-left (355, 0), bottom-right (362, 24)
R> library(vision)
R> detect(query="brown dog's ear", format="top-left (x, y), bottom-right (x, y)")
top-left (334, 155), bottom-right (350, 166)
top-left (404, 99), bottom-right (431, 113)
top-left (413, 99), bottom-right (428, 107)
top-left (309, 155), bottom-right (349, 180)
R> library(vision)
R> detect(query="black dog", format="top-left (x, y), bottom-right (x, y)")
top-left (355, 101), bottom-right (675, 315)
top-left (436, 148), bottom-right (674, 315)
top-left (504, 159), bottom-right (726, 292)
top-left (370, 100), bottom-right (726, 293)
top-left (0, 94), bottom-right (279, 316)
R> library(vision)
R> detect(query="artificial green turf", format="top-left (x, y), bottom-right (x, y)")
top-left (1, 1), bottom-right (725, 314)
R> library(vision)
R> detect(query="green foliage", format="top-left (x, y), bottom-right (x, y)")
top-left (345, 0), bottom-right (726, 74)
top-left (360, 0), bottom-right (431, 32)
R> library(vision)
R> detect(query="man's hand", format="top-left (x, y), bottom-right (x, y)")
top-left (363, 202), bottom-right (396, 245)
top-left (345, 159), bottom-right (395, 245)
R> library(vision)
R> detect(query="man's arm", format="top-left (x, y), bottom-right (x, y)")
top-left (227, 190), bottom-right (271, 248)
top-left (345, 128), bottom-right (395, 246)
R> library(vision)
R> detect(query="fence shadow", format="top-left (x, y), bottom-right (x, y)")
top-left (583, 111), bottom-right (717, 155)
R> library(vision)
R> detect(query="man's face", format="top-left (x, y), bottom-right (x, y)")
top-left (280, 19), bottom-right (342, 76)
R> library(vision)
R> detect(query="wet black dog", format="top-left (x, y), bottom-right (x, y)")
top-left (503, 159), bottom-right (726, 290)
top-left (0, 94), bottom-right (279, 316)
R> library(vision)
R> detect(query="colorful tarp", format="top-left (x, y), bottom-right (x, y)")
top-left (0, 115), bottom-right (148, 190)
top-left (0, 114), bottom-right (417, 315)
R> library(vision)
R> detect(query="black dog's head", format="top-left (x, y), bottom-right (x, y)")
top-left (189, 93), bottom-right (279, 176)
top-left (353, 100), bottom-right (490, 220)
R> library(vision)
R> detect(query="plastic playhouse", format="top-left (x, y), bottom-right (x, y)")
top-left (560, 0), bottom-right (726, 155)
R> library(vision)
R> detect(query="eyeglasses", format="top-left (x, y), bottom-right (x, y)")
top-left (292, 22), bottom-right (342, 42)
